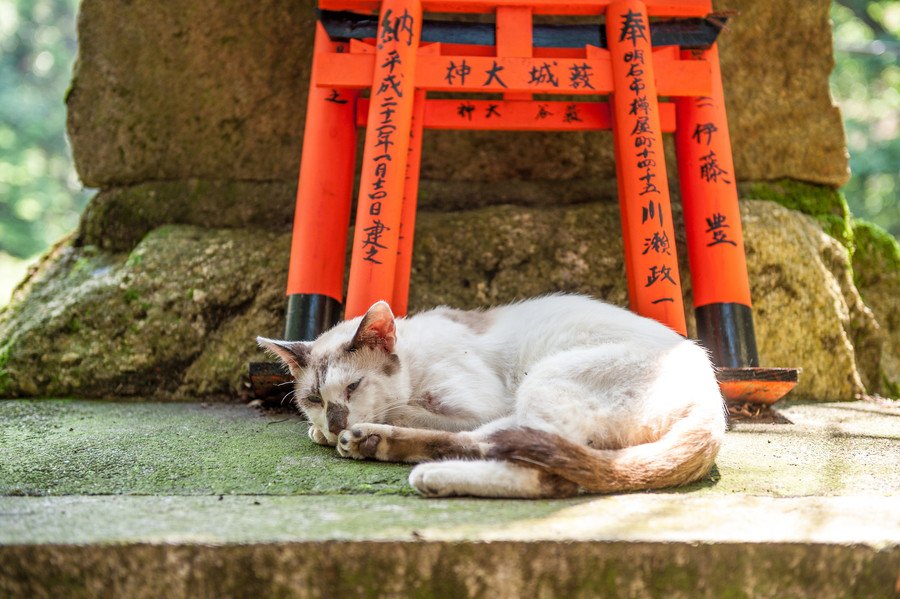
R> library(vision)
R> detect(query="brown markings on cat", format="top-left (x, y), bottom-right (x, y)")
top-left (412, 392), bottom-right (470, 418)
top-left (312, 361), bottom-right (326, 395)
top-left (538, 472), bottom-right (580, 498)
top-left (359, 426), bottom-right (485, 462)
top-left (432, 308), bottom-right (493, 334)
top-left (487, 424), bottom-right (717, 493)
top-left (382, 353), bottom-right (400, 376)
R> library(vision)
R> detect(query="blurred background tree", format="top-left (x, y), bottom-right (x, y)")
top-left (831, 0), bottom-right (899, 237)
top-left (0, 0), bottom-right (897, 307)
top-left (1, 0), bottom-right (89, 303)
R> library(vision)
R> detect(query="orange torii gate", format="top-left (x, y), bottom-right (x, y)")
top-left (254, 0), bottom-right (798, 404)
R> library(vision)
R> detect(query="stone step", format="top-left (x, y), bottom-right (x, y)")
top-left (1, 399), bottom-right (898, 597)
top-left (2, 494), bottom-right (898, 598)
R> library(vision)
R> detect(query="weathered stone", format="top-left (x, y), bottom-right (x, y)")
top-left (0, 226), bottom-right (287, 399)
top-left (0, 200), bottom-right (882, 401)
top-left (851, 221), bottom-right (900, 397)
top-left (717, 0), bottom-right (849, 186)
top-left (68, 0), bottom-right (317, 187)
top-left (67, 0), bottom-right (848, 201)
top-left (742, 179), bottom-right (854, 252)
top-left (4, 537), bottom-right (896, 599)
top-left (739, 202), bottom-right (873, 400)
top-left (77, 180), bottom-right (296, 252)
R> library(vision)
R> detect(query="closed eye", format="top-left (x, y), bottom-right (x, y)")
top-left (347, 378), bottom-right (362, 393)
top-left (306, 393), bottom-right (323, 405)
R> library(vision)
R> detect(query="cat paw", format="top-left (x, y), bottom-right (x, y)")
top-left (408, 463), bottom-right (458, 498)
top-left (336, 423), bottom-right (392, 460)
top-left (307, 425), bottom-right (333, 446)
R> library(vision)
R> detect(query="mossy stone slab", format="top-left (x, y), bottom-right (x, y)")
top-left (0, 400), bottom-right (412, 496)
top-left (1, 400), bottom-right (898, 498)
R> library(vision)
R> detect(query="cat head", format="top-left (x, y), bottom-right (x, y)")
top-left (257, 301), bottom-right (404, 444)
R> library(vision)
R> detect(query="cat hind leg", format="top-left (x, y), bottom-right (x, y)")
top-left (409, 460), bottom-right (578, 498)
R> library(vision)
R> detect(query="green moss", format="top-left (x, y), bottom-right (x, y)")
top-left (851, 220), bottom-right (900, 398)
top-left (745, 180), bottom-right (853, 252)
top-left (125, 252), bottom-right (143, 268)
top-left (852, 220), bottom-right (900, 278)
top-left (65, 318), bottom-right (83, 334)
top-left (0, 340), bottom-right (12, 395)
top-left (0, 400), bottom-right (414, 496)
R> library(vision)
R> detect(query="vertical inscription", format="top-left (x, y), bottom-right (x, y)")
top-left (616, 7), bottom-right (676, 307)
top-left (360, 6), bottom-right (419, 265)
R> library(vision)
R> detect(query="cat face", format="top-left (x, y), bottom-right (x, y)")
top-left (257, 301), bottom-right (404, 444)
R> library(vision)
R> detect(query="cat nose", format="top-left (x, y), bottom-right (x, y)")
top-left (326, 403), bottom-right (349, 435)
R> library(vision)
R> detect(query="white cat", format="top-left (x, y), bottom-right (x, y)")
top-left (258, 294), bottom-right (726, 498)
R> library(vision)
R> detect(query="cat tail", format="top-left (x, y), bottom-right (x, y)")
top-left (486, 408), bottom-right (724, 493)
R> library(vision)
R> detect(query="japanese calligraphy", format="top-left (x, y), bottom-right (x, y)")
top-left (705, 213), bottom-right (737, 247)
top-left (619, 10), bottom-right (648, 46)
top-left (621, 35), bottom-right (660, 198)
top-left (483, 61), bottom-right (508, 88)
top-left (642, 231), bottom-right (671, 255)
top-left (485, 104), bottom-right (501, 119)
top-left (699, 151), bottom-right (731, 184)
top-left (569, 63), bottom-right (595, 89)
top-left (645, 265), bottom-right (676, 287)
top-left (642, 201), bottom-right (663, 226)
top-left (362, 220), bottom-right (391, 264)
top-left (377, 74), bottom-right (403, 97)
top-left (692, 122), bottom-right (718, 145)
top-left (325, 89), bottom-right (347, 104)
top-left (536, 104), bottom-right (553, 120)
top-left (445, 60), bottom-right (471, 85)
top-left (457, 102), bottom-right (475, 120)
top-left (563, 104), bottom-right (582, 123)
top-left (379, 9), bottom-right (415, 47)
top-left (528, 62), bottom-right (559, 87)
top-left (381, 50), bottom-right (401, 73)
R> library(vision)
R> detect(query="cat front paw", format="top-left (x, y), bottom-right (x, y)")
top-left (307, 425), bottom-right (334, 446)
top-left (336, 423), bottom-right (391, 460)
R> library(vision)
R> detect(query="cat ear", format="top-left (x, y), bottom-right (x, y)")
top-left (349, 301), bottom-right (396, 353)
top-left (256, 337), bottom-right (310, 375)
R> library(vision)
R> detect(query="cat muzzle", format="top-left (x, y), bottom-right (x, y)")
top-left (326, 404), bottom-right (349, 435)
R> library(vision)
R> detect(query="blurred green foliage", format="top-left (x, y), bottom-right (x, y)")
top-left (0, 0), bottom-right (88, 260)
top-left (831, 0), bottom-right (900, 238)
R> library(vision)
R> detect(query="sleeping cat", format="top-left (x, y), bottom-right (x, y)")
top-left (257, 294), bottom-right (726, 498)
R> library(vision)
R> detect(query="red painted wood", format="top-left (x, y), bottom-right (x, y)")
top-left (607, 0), bottom-right (687, 335)
top-left (286, 24), bottom-right (358, 300)
top-left (345, 0), bottom-right (423, 319)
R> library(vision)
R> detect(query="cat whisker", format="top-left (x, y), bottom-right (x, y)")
top-left (280, 389), bottom-right (297, 407)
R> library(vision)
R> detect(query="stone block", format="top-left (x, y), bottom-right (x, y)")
top-left (67, 0), bottom-right (849, 202)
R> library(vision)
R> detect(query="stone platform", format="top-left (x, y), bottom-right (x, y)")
top-left (1, 399), bottom-right (898, 598)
